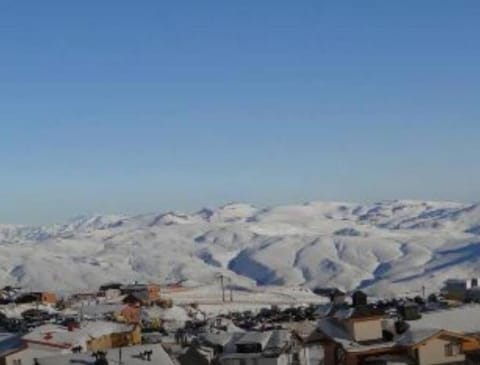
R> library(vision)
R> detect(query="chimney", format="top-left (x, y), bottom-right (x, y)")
top-left (330, 289), bottom-right (346, 305)
top-left (352, 291), bottom-right (368, 308)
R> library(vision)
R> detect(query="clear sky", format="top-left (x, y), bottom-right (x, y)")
top-left (1, 1), bottom-right (479, 224)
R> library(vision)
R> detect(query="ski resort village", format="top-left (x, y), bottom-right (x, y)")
top-left (1, 277), bottom-right (480, 365)
top-left (1, 200), bottom-right (480, 365)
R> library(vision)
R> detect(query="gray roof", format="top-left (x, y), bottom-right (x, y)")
top-left (264, 330), bottom-right (290, 351)
top-left (202, 332), bottom-right (235, 347)
top-left (218, 330), bottom-right (292, 361)
top-left (334, 306), bottom-right (385, 320)
top-left (122, 284), bottom-right (150, 291)
top-left (124, 291), bottom-right (150, 302)
top-left (235, 331), bottom-right (272, 350)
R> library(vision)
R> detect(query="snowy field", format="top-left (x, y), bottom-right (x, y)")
top-left (163, 285), bottom-right (328, 316)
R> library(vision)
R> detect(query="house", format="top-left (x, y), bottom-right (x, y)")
top-left (105, 288), bottom-right (122, 301)
top-left (3, 321), bottom-right (141, 365)
top-left (35, 344), bottom-right (176, 365)
top-left (198, 330), bottom-right (304, 365)
top-left (0, 287), bottom-right (23, 304)
top-left (121, 283), bottom-right (161, 305)
top-left (119, 304), bottom-right (141, 324)
top-left (397, 329), bottom-right (472, 365)
top-left (97, 283), bottom-right (123, 301)
top-left (69, 292), bottom-right (98, 303)
top-left (0, 332), bottom-right (24, 365)
top-left (407, 304), bottom-right (480, 352)
top-left (178, 345), bottom-right (215, 365)
top-left (441, 278), bottom-right (479, 301)
top-left (308, 305), bottom-right (479, 365)
top-left (99, 282), bottom-right (123, 292)
top-left (74, 303), bottom-right (124, 321)
top-left (123, 292), bottom-right (150, 307)
top-left (288, 321), bottom-right (325, 365)
top-left (398, 302), bottom-right (421, 321)
top-left (14, 292), bottom-right (57, 306)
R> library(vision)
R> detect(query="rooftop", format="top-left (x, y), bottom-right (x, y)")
top-left (36, 344), bottom-right (175, 365)
top-left (409, 305), bottom-right (480, 334)
top-left (22, 321), bottom-right (134, 350)
top-left (235, 331), bottom-right (272, 349)
top-left (333, 305), bottom-right (385, 320)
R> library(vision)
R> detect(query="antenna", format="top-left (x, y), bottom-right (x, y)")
top-left (80, 301), bottom-right (84, 325)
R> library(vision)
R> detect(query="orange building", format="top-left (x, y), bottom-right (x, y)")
top-left (147, 284), bottom-right (160, 301)
top-left (39, 292), bottom-right (57, 305)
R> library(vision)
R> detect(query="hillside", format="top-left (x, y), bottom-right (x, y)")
top-left (1, 200), bottom-right (479, 297)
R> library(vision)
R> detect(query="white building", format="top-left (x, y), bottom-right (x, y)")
top-left (200, 330), bottom-right (305, 365)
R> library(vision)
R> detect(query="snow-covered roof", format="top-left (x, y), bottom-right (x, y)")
top-left (286, 320), bottom-right (317, 340)
top-left (316, 310), bottom-right (476, 354)
top-left (315, 318), bottom-right (397, 353)
top-left (73, 303), bottom-right (123, 317)
top-left (264, 329), bottom-right (290, 351)
top-left (36, 344), bottom-right (175, 365)
top-left (22, 321), bottom-right (134, 350)
top-left (142, 305), bottom-right (189, 322)
top-left (218, 330), bottom-right (292, 360)
top-left (202, 332), bottom-right (235, 347)
top-left (0, 303), bottom-right (58, 319)
top-left (333, 306), bottom-right (385, 320)
top-left (409, 305), bottom-right (480, 334)
top-left (396, 329), bottom-right (440, 346)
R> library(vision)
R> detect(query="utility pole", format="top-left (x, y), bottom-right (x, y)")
top-left (228, 277), bottom-right (233, 302)
top-left (216, 274), bottom-right (226, 302)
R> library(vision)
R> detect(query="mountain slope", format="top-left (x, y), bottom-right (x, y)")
top-left (0, 201), bottom-right (479, 296)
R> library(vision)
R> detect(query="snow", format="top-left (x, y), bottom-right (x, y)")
top-left (23, 321), bottom-right (134, 350)
top-left (37, 344), bottom-right (175, 365)
top-left (0, 200), bottom-right (479, 297)
top-left (409, 305), bottom-right (480, 334)
top-left (0, 303), bottom-right (57, 319)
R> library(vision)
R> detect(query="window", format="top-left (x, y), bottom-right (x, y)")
top-left (444, 343), bottom-right (462, 357)
top-left (13, 360), bottom-right (22, 365)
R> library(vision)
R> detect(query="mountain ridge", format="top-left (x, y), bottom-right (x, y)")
top-left (0, 200), bottom-right (479, 296)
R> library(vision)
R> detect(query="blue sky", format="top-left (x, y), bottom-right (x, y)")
top-left (1, 1), bottom-right (479, 224)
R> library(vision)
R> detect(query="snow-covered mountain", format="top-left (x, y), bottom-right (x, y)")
top-left (1, 200), bottom-right (480, 297)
